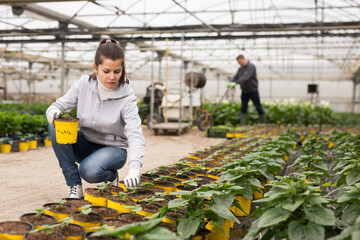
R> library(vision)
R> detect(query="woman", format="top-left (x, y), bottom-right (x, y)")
top-left (46, 38), bottom-right (145, 198)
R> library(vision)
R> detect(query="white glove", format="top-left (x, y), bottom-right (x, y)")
top-left (124, 167), bottom-right (140, 188)
top-left (47, 109), bottom-right (61, 126)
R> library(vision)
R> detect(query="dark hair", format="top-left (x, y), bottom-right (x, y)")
top-left (90, 38), bottom-right (126, 85)
top-left (236, 54), bottom-right (245, 60)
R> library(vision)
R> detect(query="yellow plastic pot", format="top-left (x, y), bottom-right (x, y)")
top-left (233, 195), bottom-right (251, 217)
top-left (43, 208), bottom-right (70, 222)
top-left (205, 220), bottom-right (230, 240)
top-left (29, 140), bottom-right (37, 149)
top-left (226, 132), bottom-right (234, 138)
top-left (53, 223), bottom-right (85, 240)
top-left (44, 139), bottom-right (52, 147)
top-left (107, 200), bottom-right (133, 214)
top-left (253, 189), bottom-right (264, 200)
top-left (71, 219), bottom-right (103, 233)
top-left (234, 132), bottom-right (245, 138)
top-left (19, 142), bottom-right (29, 152)
top-left (84, 192), bottom-right (107, 206)
top-left (136, 209), bottom-right (158, 218)
top-left (0, 221), bottom-right (33, 240)
top-left (54, 119), bottom-right (79, 144)
top-left (0, 144), bottom-right (11, 153)
top-left (188, 154), bottom-right (202, 160)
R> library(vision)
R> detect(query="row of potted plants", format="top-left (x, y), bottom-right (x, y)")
top-left (0, 133), bottom-right (51, 153)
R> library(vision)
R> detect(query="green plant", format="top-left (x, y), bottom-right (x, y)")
top-left (34, 207), bottom-right (47, 217)
top-left (30, 224), bottom-right (57, 235)
top-left (79, 204), bottom-right (93, 215)
top-left (168, 188), bottom-right (239, 239)
top-left (54, 199), bottom-right (66, 209)
top-left (0, 137), bottom-right (13, 144)
top-left (123, 204), bottom-right (142, 214)
top-left (244, 175), bottom-right (336, 240)
top-left (90, 218), bottom-right (179, 240)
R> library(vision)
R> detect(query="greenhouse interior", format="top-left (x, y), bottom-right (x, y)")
top-left (1, 0), bottom-right (360, 239)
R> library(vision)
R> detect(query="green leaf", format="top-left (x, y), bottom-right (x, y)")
top-left (341, 204), bottom-right (360, 226)
top-left (281, 198), bottom-right (304, 212)
top-left (177, 219), bottom-right (201, 239)
top-left (213, 194), bottom-right (234, 209)
top-left (258, 208), bottom-right (291, 228)
top-left (304, 205), bottom-right (335, 226)
top-left (249, 178), bottom-right (263, 189)
top-left (139, 226), bottom-right (179, 240)
top-left (346, 171), bottom-right (360, 186)
top-left (288, 220), bottom-right (325, 240)
top-left (168, 198), bottom-right (187, 209)
top-left (208, 204), bottom-right (240, 224)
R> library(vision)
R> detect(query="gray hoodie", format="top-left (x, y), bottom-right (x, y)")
top-left (46, 75), bottom-right (145, 168)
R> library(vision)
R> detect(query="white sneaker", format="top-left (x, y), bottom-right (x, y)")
top-left (67, 185), bottom-right (83, 199)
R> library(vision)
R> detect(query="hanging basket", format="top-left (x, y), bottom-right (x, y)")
top-left (54, 118), bottom-right (79, 144)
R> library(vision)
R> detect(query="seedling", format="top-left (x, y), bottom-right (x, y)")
top-left (34, 207), bottom-right (47, 217)
top-left (30, 224), bottom-right (56, 235)
top-left (54, 199), bottom-right (66, 209)
top-left (142, 196), bottom-right (165, 204)
top-left (123, 204), bottom-right (142, 214)
top-left (57, 217), bottom-right (73, 227)
top-left (79, 204), bottom-right (92, 215)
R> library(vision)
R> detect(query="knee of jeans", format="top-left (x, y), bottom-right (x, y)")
top-left (79, 165), bottom-right (102, 183)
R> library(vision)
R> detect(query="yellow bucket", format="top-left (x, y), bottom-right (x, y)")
top-left (71, 219), bottom-right (102, 232)
top-left (44, 209), bottom-right (70, 222)
top-left (19, 142), bottom-right (29, 152)
top-left (107, 200), bottom-right (132, 214)
top-left (0, 144), bottom-right (11, 153)
top-left (54, 119), bottom-right (79, 144)
top-left (234, 195), bottom-right (251, 217)
top-left (29, 140), bottom-right (37, 149)
top-left (44, 139), bottom-right (52, 147)
top-left (0, 221), bottom-right (33, 240)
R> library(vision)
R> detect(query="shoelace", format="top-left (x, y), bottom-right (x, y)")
top-left (67, 185), bottom-right (77, 197)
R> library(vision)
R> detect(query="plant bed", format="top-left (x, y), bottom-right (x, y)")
top-left (0, 221), bottom-right (33, 239)
top-left (91, 206), bottom-right (119, 219)
top-left (84, 188), bottom-right (111, 206)
top-left (43, 202), bottom-right (77, 222)
top-left (24, 231), bottom-right (65, 240)
top-left (52, 223), bottom-right (85, 240)
top-left (20, 213), bottom-right (57, 229)
top-left (118, 213), bottom-right (148, 223)
top-left (170, 173), bottom-right (191, 182)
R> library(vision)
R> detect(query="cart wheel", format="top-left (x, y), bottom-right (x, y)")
top-left (197, 114), bottom-right (214, 131)
top-left (146, 114), bottom-right (164, 129)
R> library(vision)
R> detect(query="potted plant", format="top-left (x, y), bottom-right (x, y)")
top-left (24, 224), bottom-right (64, 240)
top-left (19, 207), bottom-right (57, 229)
top-left (43, 199), bottom-right (77, 222)
top-left (54, 110), bottom-right (79, 144)
top-left (70, 204), bottom-right (104, 232)
top-left (84, 184), bottom-right (111, 207)
top-left (107, 192), bottom-right (137, 214)
top-left (0, 221), bottom-right (33, 239)
top-left (18, 134), bottom-right (30, 152)
top-left (0, 137), bottom-right (13, 153)
top-left (51, 217), bottom-right (86, 240)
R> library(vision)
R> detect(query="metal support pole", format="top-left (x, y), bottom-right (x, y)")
top-left (28, 62), bottom-right (33, 104)
top-left (149, 36), bottom-right (155, 130)
top-left (60, 41), bottom-right (65, 96)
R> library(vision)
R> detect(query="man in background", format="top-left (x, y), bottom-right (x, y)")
top-left (231, 54), bottom-right (265, 125)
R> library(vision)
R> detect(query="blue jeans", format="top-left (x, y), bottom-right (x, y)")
top-left (48, 125), bottom-right (127, 186)
top-left (241, 90), bottom-right (265, 115)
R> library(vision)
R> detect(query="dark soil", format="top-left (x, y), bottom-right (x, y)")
top-left (25, 231), bottom-right (64, 240)
top-left (165, 210), bottom-right (185, 219)
top-left (140, 176), bottom-right (153, 183)
top-left (107, 196), bottom-right (136, 205)
top-left (142, 186), bottom-right (165, 193)
top-left (63, 198), bottom-right (92, 208)
top-left (85, 188), bottom-right (111, 198)
top-left (71, 212), bottom-right (103, 223)
top-left (170, 174), bottom-right (191, 181)
top-left (204, 161), bottom-right (222, 168)
top-left (43, 203), bottom-right (77, 214)
top-left (157, 167), bottom-right (178, 174)
top-left (188, 169), bottom-right (208, 176)
top-left (198, 176), bottom-right (217, 182)
top-left (92, 206), bottom-right (119, 218)
top-left (159, 222), bottom-right (177, 233)
top-left (153, 180), bottom-right (175, 188)
top-left (176, 185), bottom-right (197, 191)
top-left (119, 213), bottom-right (148, 222)
top-left (138, 202), bottom-right (162, 213)
top-left (0, 221), bottom-right (32, 234)
top-left (180, 157), bottom-right (201, 164)
top-left (20, 213), bottom-right (56, 226)
top-left (104, 218), bottom-right (130, 228)
top-left (164, 194), bottom-right (178, 200)
top-left (127, 188), bottom-right (155, 200)
top-left (52, 223), bottom-right (85, 237)
top-left (154, 170), bottom-right (171, 176)
top-left (153, 198), bottom-right (169, 207)
top-left (184, 171), bottom-right (198, 178)
top-left (104, 185), bottom-right (124, 194)
top-left (141, 173), bottom-right (160, 178)
top-left (207, 171), bottom-right (221, 177)
top-left (195, 179), bottom-right (211, 186)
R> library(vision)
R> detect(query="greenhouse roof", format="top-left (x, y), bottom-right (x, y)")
top-left (0, 0), bottom-right (359, 83)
